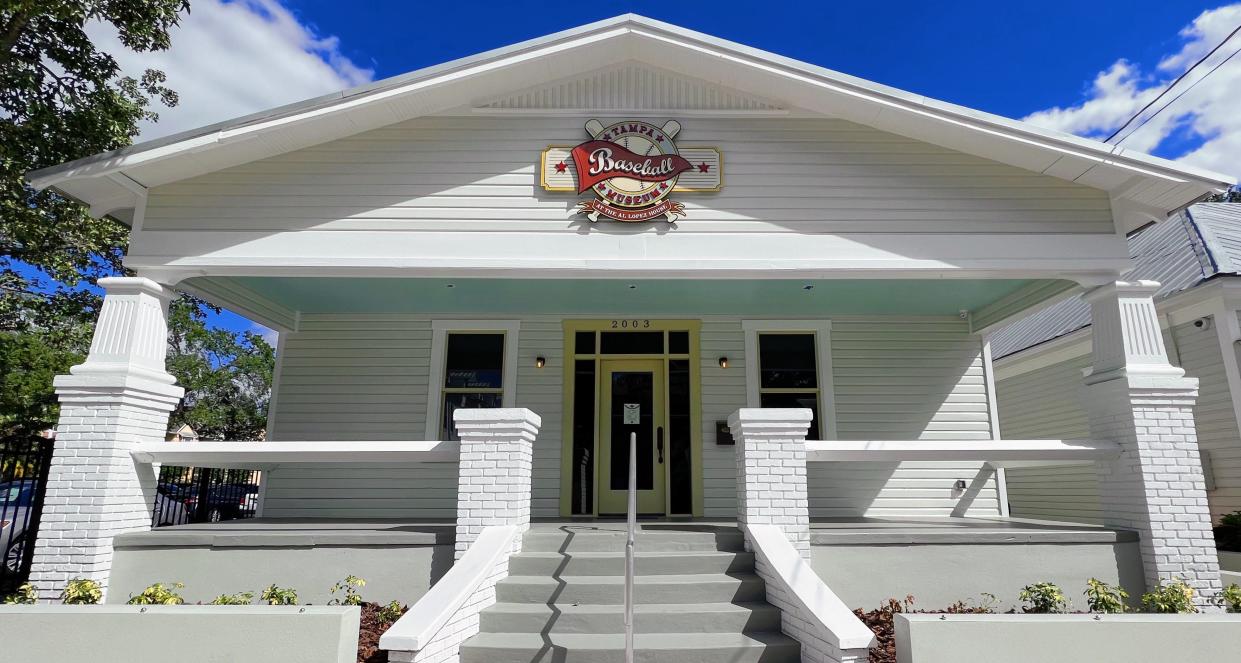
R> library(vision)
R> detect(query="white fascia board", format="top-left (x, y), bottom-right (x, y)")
top-left (27, 16), bottom-right (1233, 210)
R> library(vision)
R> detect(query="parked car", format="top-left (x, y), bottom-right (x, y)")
top-left (159, 482), bottom-right (259, 523)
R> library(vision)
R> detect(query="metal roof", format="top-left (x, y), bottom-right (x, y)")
top-left (26, 14), bottom-right (1235, 224)
top-left (991, 203), bottom-right (1241, 358)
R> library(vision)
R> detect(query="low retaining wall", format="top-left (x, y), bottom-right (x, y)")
top-left (0, 606), bottom-right (359, 663)
top-left (811, 531), bottom-right (1143, 611)
top-left (109, 521), bottom-right (453, 604)
top-left (895, 613), bottom-right (1241, 663)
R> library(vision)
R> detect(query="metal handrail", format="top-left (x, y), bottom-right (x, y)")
top-left (625, 431), bottom-right (636, 663)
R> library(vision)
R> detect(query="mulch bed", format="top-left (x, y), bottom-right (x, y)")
top-left (853, 597), bottom-right (994, 663)
top-left (358, 602), bottom-right (408, 663)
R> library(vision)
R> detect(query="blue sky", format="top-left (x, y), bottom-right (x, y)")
top-left (49, 1), bottom-right (1241, 339)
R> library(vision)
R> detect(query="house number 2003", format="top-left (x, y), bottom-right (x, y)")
top-left (610, 319), bottom-right (651, 329)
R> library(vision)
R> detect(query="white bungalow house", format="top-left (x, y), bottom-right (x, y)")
top-left (992, 202), bottom-right (1241, 584)
top-left (21, 15), bottom-right (1237, 663)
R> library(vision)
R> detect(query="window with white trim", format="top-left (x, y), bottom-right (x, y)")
top-left (742, 320), bottom-right (835, 440)
top-left (425, 320), bottom-right (520, 441)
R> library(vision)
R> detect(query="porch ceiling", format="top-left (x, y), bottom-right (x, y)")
top-left (188, 276), bottom-right (1056, 322)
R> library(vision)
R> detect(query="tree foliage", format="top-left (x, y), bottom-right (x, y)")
top-left (0, 2), bottom-right (276, 446)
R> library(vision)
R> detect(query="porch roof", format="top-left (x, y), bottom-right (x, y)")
top-left (180, 275), bottom-right (1068, 332)
top-left (27, 15), bottom-right (1234, 228)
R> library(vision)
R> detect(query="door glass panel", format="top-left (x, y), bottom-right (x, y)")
top-left (668, 331), bottom-right (689, 354)
top-left (609, 371), bottom-right (654, 491)
top-left (571, 360), bottom-right (595, 515)
top-left (668, 359), bottom-right (692, 514)
top-left (575, 331), bottom-right (596, 355)
top-left (758, 333), bottom-right (817, 389)
top-left (759, 392), bottom-right (821, 440)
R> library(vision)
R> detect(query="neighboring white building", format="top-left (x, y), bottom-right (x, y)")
top-left (18, 15), bottom-right (1239, 662)
top-left (993, 203), bottom-right (1241, 525)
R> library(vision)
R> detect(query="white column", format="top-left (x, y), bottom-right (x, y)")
top-left (453, 408), bottom-right (540, 559)
top-left (28, 277), bottom-right (183, 601)
top-left (730, 408), bottom-right (812, 559)
top-left (1082, 281), bottom-right (1222, 608)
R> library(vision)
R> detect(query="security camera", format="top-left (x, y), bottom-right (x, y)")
top-left (1194, 317), bottom-right (1213, 330)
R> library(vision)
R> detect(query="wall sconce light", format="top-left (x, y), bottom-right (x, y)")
top-left (535, 356), bottom-right (546, 369)
top-left (718, 357), bottom-right (729, 369)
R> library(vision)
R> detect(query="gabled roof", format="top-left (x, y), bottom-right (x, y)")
top-left (27, 15), bottom-right (1235, 224)
top-left (990, 203), bottom-right (1241, 358)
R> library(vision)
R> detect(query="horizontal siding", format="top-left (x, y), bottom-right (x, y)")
top-left (811, 318), bottom-right (1000, 518)
top-left (997, 317), bottom-right (1241, 525)
top-left (143, 116), bottom-right (1114, 236)
top-left (1180, 318), bottom-right (1241, 521)
top-left (264, 314), bottom-right (996, 519)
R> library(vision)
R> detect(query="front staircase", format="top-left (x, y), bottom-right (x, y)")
top-left (460, 524), bottom-right (800, 663)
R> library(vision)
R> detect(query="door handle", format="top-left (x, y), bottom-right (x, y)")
top-left (656, 427), bottom-right (664, 464)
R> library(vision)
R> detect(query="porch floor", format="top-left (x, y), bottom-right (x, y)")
top-left (119, 516), bottom-right (1137, 547)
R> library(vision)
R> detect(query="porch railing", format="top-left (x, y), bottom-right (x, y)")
top-left (130, 440), bottom-right (460, 469)
top-left (804, 439), bottom-right (1121, 467)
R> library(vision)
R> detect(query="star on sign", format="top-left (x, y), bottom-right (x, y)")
top-left (555, 161), bottom-right (568, 173)
top-left (697, 162), bottom-right (710, 173)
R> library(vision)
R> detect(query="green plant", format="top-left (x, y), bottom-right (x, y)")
top-left (1018, 582), bottom-right (1069, 613)
top-left (328, 575), bottom-right (366, 607)
top-left (260, 584), bottom-right (298, 606)
top-left (3, 583), bottom-right (37, 604)
top-left (209, 591), bottom-right (254, 606)
top-left (1217, 584), bottom-right (1241, 613)
top-left (126, 582), bottom-right (185, 606)
top-left (1221, 511), bottom-right (1241, 528)
top-left (377, 600), bottom-right (404, 624)
top-left (61, 578), bottom-right (103, 605)
top-left (1140, 579), bottom-right (1197, 614)
top-left (1084, 578), bottom-right (1129, 614)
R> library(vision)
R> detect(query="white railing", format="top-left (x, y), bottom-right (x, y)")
top-left (625, 431), bottom-right (637, 663)
top-left (379, 525), bottom-right (518, 653)
top-left (804, 439), bottom-right (1121, 467)
top-left (129, 440), bottom-right (459, 469)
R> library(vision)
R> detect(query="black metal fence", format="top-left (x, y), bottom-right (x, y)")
top-left (153, 466), bottom-right (261, 527)
top-left (1, 439), bottom-right (54, 595)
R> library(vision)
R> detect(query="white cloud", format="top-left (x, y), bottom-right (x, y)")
top-left (1023, 3), bottom-right (1241, 179)
top-left (251, 322), bottom-right (280, 348)
top-left (89, 0), bottom-right (374, 139)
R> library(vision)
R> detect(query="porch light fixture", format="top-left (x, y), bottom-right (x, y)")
top-left (802, 284), bottom-right (814, 290)
top-left (535, 356), bottom-right (546, 369)
top-left (718, 357), bottom-right (729, 369)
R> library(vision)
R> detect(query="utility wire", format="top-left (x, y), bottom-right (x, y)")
top-left (1113, 43), bottom-right (1241, 145)
top-left (1105, 22), bottom-right (1241, 143)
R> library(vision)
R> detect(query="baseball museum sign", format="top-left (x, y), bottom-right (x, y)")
top-left (541, 119), bottom-right (722, 222)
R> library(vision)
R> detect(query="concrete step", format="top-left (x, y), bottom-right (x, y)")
top-left (460, 631), bottom-right (800, 663)
top-left (522, 528), bottom-right (745, 553)
top-left (495, 573), bottom-right (766, 605)
top-left (479, 601), bottom-right (782, 634)
top-left (509, 551), bottom-right (756, 576)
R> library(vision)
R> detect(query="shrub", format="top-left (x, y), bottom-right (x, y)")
top-left (61, 578), bottom-right (103, 605)
top-left (1140, 579), bottom-right (1197, 614)
top-left (260, 584), bottom-right (298, 606)
top-left (1019, 582), bottom-right (1068, 613)
top-left (1217, 511), bottom-right (1241, 552)
top-left (377, 600), bottom-right (404, 624)
top-left (1218, 584), bottom-right (1241, 613)
top-left (1221, 511), bottom-right (1241, 528)
top-left (1084, 578), bottom-right (1128, 614)
top-left (209, 591), bottom-right (254, 605)
top-left (127, 582), bottom-right (185, 606)
top-left (329, 575), bottom-right (366, 607)
top-left (3, 583), bottom-right (37, 604)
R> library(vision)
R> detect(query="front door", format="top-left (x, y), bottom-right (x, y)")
top-left (598, 359), bottom-right (666, 515)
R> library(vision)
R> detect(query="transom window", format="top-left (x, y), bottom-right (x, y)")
top-left (757, 333), bottom-right (821, 440)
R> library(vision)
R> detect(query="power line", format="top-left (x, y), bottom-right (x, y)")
top-left (1105, 22), bottom-right (1241, 143)
top-left (1113, 42), bottom-right (1241, 145)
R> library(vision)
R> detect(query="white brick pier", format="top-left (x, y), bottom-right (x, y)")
top-left (27, 278), bottom-right (183, 601)
top-left (452, 408), bottom-right (540, 558)
top-left (1083, 281), bottom-right (1223, 607)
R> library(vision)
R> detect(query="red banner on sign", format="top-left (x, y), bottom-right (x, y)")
top-left (576, 198), bottom-right (687, 223)
top-left (570, 140), bottom-right (693, 193)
